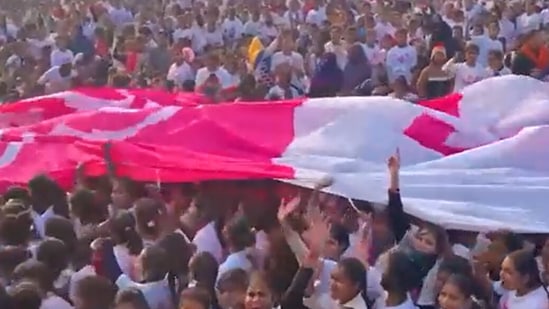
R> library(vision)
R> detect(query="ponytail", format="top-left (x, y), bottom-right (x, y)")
top-left (125, 226), bottom-right (143, 256)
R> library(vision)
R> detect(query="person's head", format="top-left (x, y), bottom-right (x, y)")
top-left (110, 210), bottom-right (143, 255)
top-left (55, 35), bottom-right (69, 49)
top-left (73, 275), bottom-right (116, 309)
top-left (412, 223), bottom-right (448, 256)
top-left (12, 260), bottom-right (53, 292)
top-left (476, 230), bottom-right (524, 277)
top-left (330, 25), bottom-right (343, 43)
top-left (205, 52), bottom-right (221, 71)
top-left (437, 274), bottom-right (476, 309)
top-left (431, 44), bottom-right (447, 65)
top-left (0, 200), bottom-right (33, 246)
top-left (394, 28), bottom-right (408, 46)
top-left (0, 246), bottom-right (30, 284)
top-left (323, 223), bottom-right (349, 260)
top-left (28, 174), bottom-right (65, 214)
top-left (134, 198), bottom-right (163, 240)
top-left (381, 251), bottom-right (420, 294)
top-left (180, 287), bottom-right (211, 309)
top-left (244, 272), bottom-right (274, 309)
top-left (488, 50), bottom-right (504, 69)
top-left (330, 257), bottom-right (366, 304)
top-left (44, 215), bottom-right (77, 253)
top-left (464, 43), bottom-right (479, 65)
top-left (135, 245), bottom-right (169, 282)
top-left (488, 21), bottom-right (500, 39)
top-left (70, 188), bottom-right (104, 225)
top-left (500, 248), bottom-right (543, 292)
top-left (223, 215), bottom-right (255, 253)
top-left (35, 238), bottom-right (69, 280)
top-left (2, 186), bottom-right (31, 207)
top-left (115, 288), bottom-right (151, 309)
top-left (189, 251), bottom-right (219, 291)
top-left (157, 232), bottom-right (194, 277)
top-left (217, 268), bottom-right (248, 309)
top-left (435, 255), bottom-right (473, 296)
top-left (452, 25), bottom-right (463, 40)
top-left (7, 280), bottom-right (43, 309)
top-left (111, 178), bottom-right (147, 209)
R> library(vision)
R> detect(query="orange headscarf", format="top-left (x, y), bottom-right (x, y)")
top-left (520, 44), bottom-right (549, 69)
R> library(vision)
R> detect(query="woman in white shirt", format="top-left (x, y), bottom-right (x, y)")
top-left (499, 249), bottom-right (549, 309)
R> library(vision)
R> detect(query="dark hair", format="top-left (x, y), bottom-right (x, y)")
top-left (189, 252), bottom-right (219, 295)
top-left (75, 276), bottom-right (117, 308)
top-left (134, 198), bottom-right (163, 238)
top-left (180, 287), bottom-right (211, 309)
top-left (44, 216), bottom-right (77, 253)
top-left (69, 188), bottom-right (104, 224)
top-left (0, 246), bottom-right (30, 282)
top-left (110, 211), bottom-right (143, 255)
top-left (28, 174), bottom-right (69, 217)
top-left (12, 260), bottom-right (53, 292)
top-left (329, 223), bottom-right (350, 254)
top-left (8, 281), bottom-right (43, 309)
top-left (444, 273), bottom-right (475, 299)
top-left (502, 232), bottom-right (524, 253)
top-left (157, 232), bottom-right (194, 303)
top-left (141, 245), bottom-right (169, 282)
top-left (338, 257), bottom-right (369, 307)
top-left (0, 202), bottom-right (33, 246)
top-left (439, 255), bottom-right (473, 277)
top-left (35, 238), bottom-right (69, 281)
top-left (217, 268), bottom-right (249, 292)
top-left (507, 249), bottom-right (544, 290)
top-left (383, 251), bottom-right (421, 293)
top-left (225, 216), bottom-right (255, 251)
top-left (2, 186), bottom-right (31, 206)
top-left (115, 287), bottom-right (151, 309)
top-left (464, 42), bottom-right (480, 54)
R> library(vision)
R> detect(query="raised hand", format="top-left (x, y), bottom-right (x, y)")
top-left (277, 195), bottom-right (301, 222)
top-left (387, 148), bottom-right (400, 173)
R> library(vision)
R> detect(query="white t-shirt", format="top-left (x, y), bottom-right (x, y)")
top-left (37, 66), bottom-right (76, 94)
top-left (499, 286), bottom-right (549, 309)
top-left (386, 45), bottom-right (418, 83)
top-left (50, 49), bottom-right (74, 67)
top-left (517, 13), bottom-right (542, 35)
top-left (470, 35), bottom-right (504, 67)
top-left (324, 41), bottom-right (348, 69)
top-left (167, 62), bottom-right (194, 86)
top-left (192, 221), bottom-right (224, 263)
top-left (444, 61), bottom-right (489, 92)
top-left (40, 294), bottom-right (73, 309)
top-left (271, 51), bottom-right (305, 72)
top-left (194, 67), bottom-right (235, 89)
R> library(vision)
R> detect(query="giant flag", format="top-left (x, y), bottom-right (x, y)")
top-left (0, 75), bottom-right (548, 232)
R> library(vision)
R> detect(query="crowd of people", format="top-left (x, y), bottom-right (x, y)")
top-left (0, 0), bottom-right (549, 102)
top-left (0, 154), bottom-right (548, 309)
top-left (0, 0), bottom-right (549, 309)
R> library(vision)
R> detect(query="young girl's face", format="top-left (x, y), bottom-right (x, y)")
top-left (412, 228), bottom-right (437, 254)
top-left (244, 279), bottom-right (273, 309)
top-left (329, 265), bottom-right (359, 303)
top-left (437, 281), bottom-right (469, 309)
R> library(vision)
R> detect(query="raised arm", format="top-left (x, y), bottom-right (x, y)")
top-left (387, 151), bottom-right (409, 242)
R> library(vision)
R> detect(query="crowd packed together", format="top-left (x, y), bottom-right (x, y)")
top-left (0, 154), bottom-right (547, 309)
top-left (0, 0), bottom-right (549, 102)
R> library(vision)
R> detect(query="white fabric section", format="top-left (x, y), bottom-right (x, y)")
top-left (276, 76), bottom-right (549, 233)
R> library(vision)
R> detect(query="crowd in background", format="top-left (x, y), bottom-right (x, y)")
top-left (0, 0), bottom-right (549, 103)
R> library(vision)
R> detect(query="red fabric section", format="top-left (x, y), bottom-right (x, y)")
top-left (418, 93), bottom-right (463, 117)
top-left (404, 113), bottom-right (467, 156)
top-left (0, 94), bottom-right (301, 191)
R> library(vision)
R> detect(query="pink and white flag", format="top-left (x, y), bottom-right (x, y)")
top-left (0, 75), bottom-right (548, 232)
